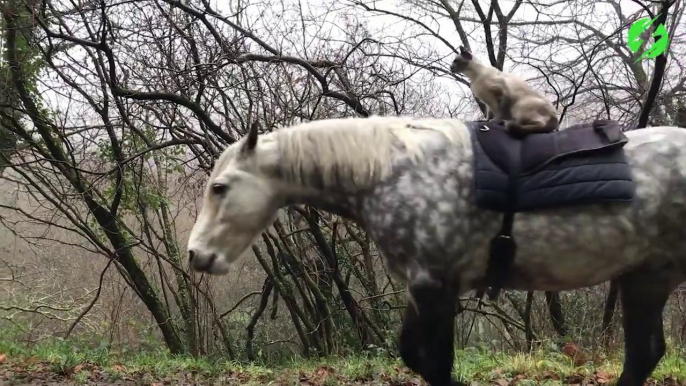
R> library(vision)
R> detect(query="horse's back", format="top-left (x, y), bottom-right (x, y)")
top-left (363, 123), bottom-right (686, 291)
top-left (495, 125), bottom-right (686, 291)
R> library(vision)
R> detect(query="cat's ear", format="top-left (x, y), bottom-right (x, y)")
top-left (459, 46), bottom-right (472, 60)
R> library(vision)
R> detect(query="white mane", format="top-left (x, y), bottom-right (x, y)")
top-left (259, 116), bottom-right (470, 191)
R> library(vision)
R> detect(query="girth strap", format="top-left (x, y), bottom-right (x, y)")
top-left (476, 122), bottom-right (521, 301)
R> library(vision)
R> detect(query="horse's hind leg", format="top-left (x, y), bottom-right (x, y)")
top-left (616, 269), bottom-right (672, 386)
top-left (399, 281), bottom-right (461, 386)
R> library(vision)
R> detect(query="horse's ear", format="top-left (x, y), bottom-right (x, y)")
top-left (243, 120), bottom-right (259, 152)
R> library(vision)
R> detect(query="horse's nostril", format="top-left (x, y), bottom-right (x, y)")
top-left (189, 252), bottom-right (218, 272)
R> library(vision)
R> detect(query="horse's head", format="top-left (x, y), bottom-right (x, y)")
top-left (187, 122), bottom-right (281, 275)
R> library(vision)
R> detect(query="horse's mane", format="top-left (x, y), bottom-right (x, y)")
top-left (266, 116), bottom-right (469, 191)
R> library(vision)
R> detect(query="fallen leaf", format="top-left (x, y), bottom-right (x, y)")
top-left (315, 365), bottom-right (335, 377)
top-left (509, 374), bottom-right (527, 385)
top-left (494, 378), bottom-right (509, 386)
top-left (594, 370), bottom-right (612, 384)
top-left (234, 371), bottom-right (250, 382)
top-left (562, 342), bottom-right (588, 366)
top-left (565, 374), bottom-right (585, 384)
top-left (0, 354), bottom-right (6, 364)
top-left (662, 376), bottom-right (681, 386)
top-left (298, 370), bottom-right (309, 383)
top-left (539, 371), bottom-right (560, 381)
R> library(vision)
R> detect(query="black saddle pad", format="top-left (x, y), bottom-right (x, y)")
top-left (469, 120), bottom-right (636, 212)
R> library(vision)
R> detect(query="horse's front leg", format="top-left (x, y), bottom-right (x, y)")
top-left (399, 281), bottom-right (463, 386)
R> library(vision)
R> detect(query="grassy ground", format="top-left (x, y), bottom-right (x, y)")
top-left (1, 337), bottom-right (685, 385)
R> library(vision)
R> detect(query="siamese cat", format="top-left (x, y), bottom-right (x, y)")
top-left (450, 46), bottom-right (558, 136)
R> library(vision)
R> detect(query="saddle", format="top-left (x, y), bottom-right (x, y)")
top-left (468, 119), bottom-right (635, 300)
top-left (472, 119), bottom-right (634, 212)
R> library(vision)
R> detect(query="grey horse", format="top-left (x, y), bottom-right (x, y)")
top-left (187, 115), bottom-right (686, 386)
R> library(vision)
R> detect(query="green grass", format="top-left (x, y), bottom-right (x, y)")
top-left (1, 335), bottom-right (685, 385)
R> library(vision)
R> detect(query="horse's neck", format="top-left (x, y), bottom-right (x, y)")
top-left (266, 118), bottom-right (467, 222)
top-left (266, 126), bottom-right (382, 222)
top-left (282, 186), bottom-right (363, 223)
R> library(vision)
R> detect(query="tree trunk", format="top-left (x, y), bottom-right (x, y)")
top-left (636, 0), bottom-right (675, 128)
top-left (152, 150), bottom-right (196, 354)
top-left (601, 279), bottom-right (619, 350)
top-left (246, 278), bottom-right (274, 361)
top-left (545, 291), bottom-right (567, 337)
top-left (303, 210), bottom-right (384, 347)
top-left (3, 11), bottom-right (185, 354)
top-left (252, 245), bottom-right (321, 356)
top-left (524, 291), bottom-right (534, 351)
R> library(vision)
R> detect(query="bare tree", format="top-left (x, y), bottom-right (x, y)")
top-left (1, 0), bottom-right (685, 362)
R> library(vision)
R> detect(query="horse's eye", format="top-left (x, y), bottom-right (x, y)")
top-left (211, 183), bottom-right (228, 196)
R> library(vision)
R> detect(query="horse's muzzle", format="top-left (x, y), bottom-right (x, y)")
top-left (188, 249), bottom-right (218, 273)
